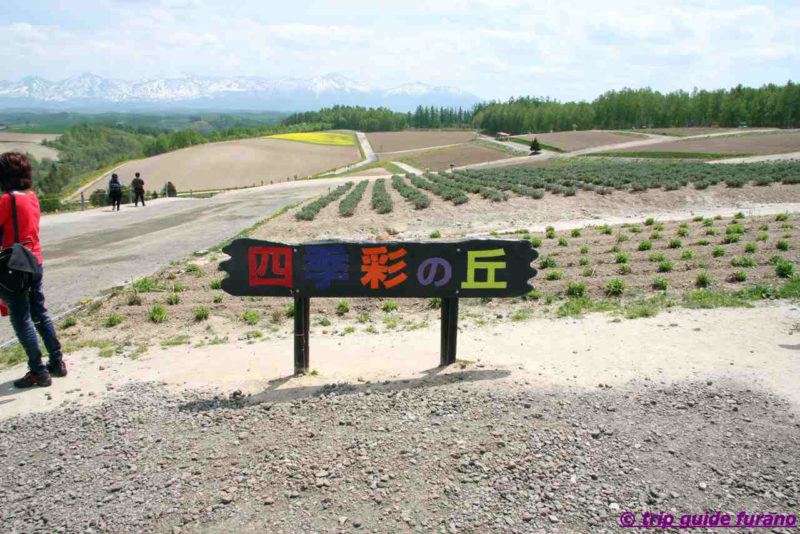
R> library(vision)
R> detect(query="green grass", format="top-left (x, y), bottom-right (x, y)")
top-left (683, 289), bottom-right (754, 309)
top-left (336, 301), bottom-right (350, 315)
top-left (382, 301), bottom-right (398, 312)
top-left (429, 230), bottom-right (441, 239)
top-left (194, 307), bottom-right (210, 321)
top-left (61, 316), bottom-right (77, 329)
top-left (557, 297), bottom-right (615, 317)
top-left (161, 335), bottom-right (190, 347)
top-left (105, 314), bottom-right (123, 327)
top-left (210, 279), bottom-right (223, 290)
top-left (605, 278), bottom-right (625, 297)
top-left (242, 310), bottom-right (260, 325)
top-left (146, 304), bottom-right (166, 323)
top-left (166, 294), bottom-right (180, 305)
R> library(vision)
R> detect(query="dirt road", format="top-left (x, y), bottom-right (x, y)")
top-left (1, 179), bottom-right (354, 343)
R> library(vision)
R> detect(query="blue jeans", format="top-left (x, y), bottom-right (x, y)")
top-left (6, 267), bottom-right (62, 373)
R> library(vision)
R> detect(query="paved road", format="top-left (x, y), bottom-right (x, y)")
top-left (391, 161), bottom-right (424, 175)
top-left (1, 179), bottom-right (352, 343)
top-left (324, 131), bottom-right (377, 175)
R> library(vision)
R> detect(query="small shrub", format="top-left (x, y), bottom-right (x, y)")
top-left (756, 233), bottom-right (768, 242)
top-left (734, 212), bottom-right (745, 219)
top-left (680, 250), bottom-right (695, 260)
top-left (194, 307), bottom-right (210, 321)
top-left (132, 277), bottom-right (160, 293)
top-left (357, 311), bottom-right (370, 323)
top-left (629, 225), bottom-right (642, 234)
top-left (744, 242), bottom-right (757, 253)
top-left (105, 314), bottom-right (123, 328)
top-left (166, 294), bottom-right (180, 305)
top-left (579, 257), bottom-right (589, 266)
top-left (677, 228), bottom-right (689, 237)
top-left (730, 270), bottom-right (747, 282)
top-left (668, 239), bottom-right (682, 249)
top-left (598, 225), bottom-right (612, 235)
top-left (650, 232), bottom-right (661, 240)
top-left (336, 301), bottom-right (350, 315)
top-left (696, 273), bottom-right (711, 288)
top-left (703, 219), bottom-right (714, 227)
top-left (213, 295), bottom-right (223, 304)
top-left (571, 228), bottom-right (581, 238)
top-left (150, 304), bottom-right (167, 323)
top-left (558, 237), bottom-right (569, 247)
top-left (580, 245), bottom-right (588, 254)
top-left (382, 300), bottom-right (398, 312)
top-left (171, 284), bottom-right (186, 293)
top-left (611, 246), bottom-right (620, 253)
top-left (652, 277), bottom-right (668, 291)
top-left (619, 264), bottom-right (631, 275)
top-left (759, 224), bottom-right (769, 231)
top-left (712, 246), bottom-right (725, 257)
top-left (566, 282), bottom-right (586, 298)
top-left (545, 270), bottom-right (563, 281)
top-left (61, 316), bottom-right (77, 329)
top-left (659, 261), bottom-right (674, 273)
top-left (582, 268), bottom-right (593, 277)
top-left (428, 297), bottom-right (442, 308)
top-left (644, 217), bottom-right (655, 226)
top-left (530, 237), bottom-right (542, 248)
top-left (775, 213), bottom-right (789, 221)
top-left (637, 240), bottom-right (652, 251)
top-left (429, 230), bottom-right (441, 239)
top-left (726, 224), bottom-right (745, 235)
top-left (705, 228), bottom-right (719, 236)
top-left (730, 256), bottom-right (756, 267)
top-left (242, 310), bottom-right (260, 325)
top-left (521, 290), bottom-right (541, 301)
top-left (723, 234), bottom-right (741, 244)
top-left (545, 226), bottom-right (555, 239)
top-left (776, 261), bottom-right (795, 278)
top-left (692, 216), bottom-right (704, 222)
top-left (185, 263), bottom-right (201, 273)
top-left (615, 252), bottom-right (628, 264)
top-left (318, 317), bottom-right (331, 326)
top-left (127, 293), bottom-right (142, 306)
top-left (649, 252), bottom-right (665, 262)
top-left (776, 240), bottom-right (790, 251)
top-left (539, 256), bottom-right (557, 269)
top-left (285, 305), bottom-right (295, 318)
top-left (698, 239), bottom-right (710, 246)
top-left (210, 279), bottom-right (223, 290)
top-left (616, 234), bottom-right (629, 243)
top-left (605, 278), bottom-right (625, 297)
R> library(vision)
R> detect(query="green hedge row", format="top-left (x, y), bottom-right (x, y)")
top-left (371, 179), bottom-right (394, 214)
top-left (295, 182), bottom-right (353, 221)
top-left (338, 180), bottom-right (369, 217)
top-left (390, 175), bottom-right (431, 210)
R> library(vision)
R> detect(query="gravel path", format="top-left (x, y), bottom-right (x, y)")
top-left (709, 151), bottom-right (800, 164)
top-left (1, 376), bottom-right (797, 533)
top-left (390, 161), bottom-right (424, 175)
top-left (325, 132), bottom-right (377, 176)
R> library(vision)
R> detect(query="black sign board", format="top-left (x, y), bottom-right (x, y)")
top-left (219, 238), bottom-right (538, 373)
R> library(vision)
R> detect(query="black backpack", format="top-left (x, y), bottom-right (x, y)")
top-left (109, 181), bottom-right (122, 194)
top-left (0, 193), bottom-right (39, 296)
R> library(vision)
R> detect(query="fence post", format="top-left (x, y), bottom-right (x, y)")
top-left (80, 192), bottom-right (85, 211)
top-left (294, 296), bottom-right (310, 374)
top-left (440, 297), bottom-right (459, 366)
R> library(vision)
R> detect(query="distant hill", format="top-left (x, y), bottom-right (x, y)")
top-left (0, 73), bottom-right (481, 113)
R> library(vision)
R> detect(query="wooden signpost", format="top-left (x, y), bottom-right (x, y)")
top-left (220, 239), bottom-right (538, 374)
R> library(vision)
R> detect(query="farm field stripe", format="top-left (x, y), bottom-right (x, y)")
top-left (338, 180), bottom-right (369, 217)
top-left (267, 132), bottom-right (357, 146)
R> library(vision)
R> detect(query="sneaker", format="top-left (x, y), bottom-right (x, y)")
top-left (14, 371), bottom-right (52, 388)
top-left (47, 359), bottom-right (67, 378)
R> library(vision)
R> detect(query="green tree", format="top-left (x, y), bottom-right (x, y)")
top-left (530, 138), bottom-right (541, 154)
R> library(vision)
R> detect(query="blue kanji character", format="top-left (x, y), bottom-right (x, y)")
top-left (302, 245), bottom-right (349, 289)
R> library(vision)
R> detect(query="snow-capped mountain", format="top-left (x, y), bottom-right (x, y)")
top-left (0, 73), bottom-right (480, 112)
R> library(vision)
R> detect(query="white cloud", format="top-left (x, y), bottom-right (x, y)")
top-left (2, 0), bottom-right (798, 101)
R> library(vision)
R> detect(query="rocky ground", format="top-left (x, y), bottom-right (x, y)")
top-left (1, 374), bottom-right (798, 533)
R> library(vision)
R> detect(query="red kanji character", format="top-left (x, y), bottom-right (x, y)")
top-left (249, 246), bottom-right (293, 287)
top-left (360, 246), bottom-right (407, 289)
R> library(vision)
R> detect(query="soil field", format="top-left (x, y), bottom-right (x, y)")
top-left (100, 138), bottom-right (361, 192)
top-left (628, 127), bottom-right (751, 137)
top-left (0, 132), bottom-right (61, 143)
top-left (512, 131), bottom-right (643, 152)
top-left (367, 130), bottom-right (475, 153)
top-left (403, 143), bottom-right (512, 171)
top-left (0, 141), bottom-right (59, 161)
top-left (36, 175), bottom-right (798, 363)
top-left (614, 131), bottom-right (800, 156)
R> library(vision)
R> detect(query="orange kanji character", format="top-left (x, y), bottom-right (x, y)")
top-left (360, 246), bottom-right (408, 289)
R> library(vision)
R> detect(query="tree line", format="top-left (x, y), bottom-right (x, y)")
top-left (473, 81), bottom-right (800, 133)
top-left (282, 105), bottom-right (474, 131)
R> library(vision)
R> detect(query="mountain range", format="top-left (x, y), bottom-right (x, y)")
top-left (0, 73), bottom-right (481, 112)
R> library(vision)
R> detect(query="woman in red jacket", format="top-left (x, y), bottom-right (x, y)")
top-left (0, 153), bottom-right (65, 388)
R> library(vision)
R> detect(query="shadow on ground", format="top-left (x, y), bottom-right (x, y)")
top-left (179, 367), bottom-right (510, 412)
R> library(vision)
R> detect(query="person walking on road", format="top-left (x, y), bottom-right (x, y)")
top-left (0, 152), bottom-right (66, 388)
top-left (108, 173), bottom-right (122, 211)
top-left (132, 172), bottom-right (146, 207)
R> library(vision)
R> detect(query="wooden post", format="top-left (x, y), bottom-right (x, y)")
top-left (294, 296), bottom-right (310, 374)
top-left (440, 297), bottom-right (459, 366)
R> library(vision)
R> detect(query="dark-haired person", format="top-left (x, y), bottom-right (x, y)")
top-left (131, 172), bottom-right (146, 207)
top-left (108, 173), bottom-right (122, 211)
top-left (0, 152), bottom-right (65, 388)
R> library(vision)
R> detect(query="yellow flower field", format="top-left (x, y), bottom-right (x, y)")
top-left (267, 132), bottom-right (356, 146)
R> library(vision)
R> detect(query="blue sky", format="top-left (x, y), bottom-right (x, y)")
top-left (2, 0), bottom-right (798, 101)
